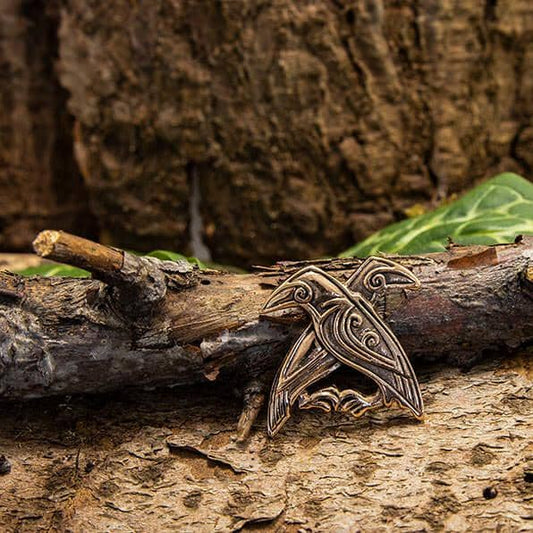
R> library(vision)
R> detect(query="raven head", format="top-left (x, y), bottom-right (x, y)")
top-left (261, 266), bottom-right (343, 316)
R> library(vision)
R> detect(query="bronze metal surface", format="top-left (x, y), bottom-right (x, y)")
top-left (262, 257), bottom-right (424, 436)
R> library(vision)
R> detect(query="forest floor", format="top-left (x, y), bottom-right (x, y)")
top-left (0, 355), bottom-right (531, 532)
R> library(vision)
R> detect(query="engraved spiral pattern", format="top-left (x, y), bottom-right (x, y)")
top-left (365, 272), bottom-right (386, 292)
top-left (361, 329), bottom-right (380, 348)
top-left (348, 311), bottom-right (363, 328)
top-left (293, 283), bottom-right (313, 304)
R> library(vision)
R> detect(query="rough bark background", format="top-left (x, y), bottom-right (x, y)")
top-left (0, 0), bottom-right (96, 250)
top-left (1, 1), bottom-right (533, 265)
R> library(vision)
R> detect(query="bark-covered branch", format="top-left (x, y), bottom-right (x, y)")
top-left (0, 231), bottom-right (532, 403)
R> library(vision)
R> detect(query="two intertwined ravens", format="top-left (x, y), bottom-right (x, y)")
top-left (261, 257), bottom-right (423, 436)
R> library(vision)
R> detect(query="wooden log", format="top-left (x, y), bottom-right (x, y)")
top-left (0, 231), bottom-right (532, 404)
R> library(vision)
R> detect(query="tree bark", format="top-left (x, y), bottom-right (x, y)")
top-left (2, 1), bottom-right (533, 265)
top-left (0, 347), bottom-right (531, 531)
top-left (0, 0), bottom-right (96, 251)
top-left (1, 233), bottom-right (532, 531)
top-left (0, 231), bottom-right (532, 403)
top-left (56, 0), bottom-right (533, 266)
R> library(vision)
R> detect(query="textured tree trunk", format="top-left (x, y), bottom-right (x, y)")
top-left (2, 1), bottom-right (533, 265)
top-left (0, 0), bottom-right (96, 251)
top-left (56, 0), bottom-right (533, 266)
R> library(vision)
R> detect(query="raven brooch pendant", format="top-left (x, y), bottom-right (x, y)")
top-left (261, 257), bottom-right (424, 437)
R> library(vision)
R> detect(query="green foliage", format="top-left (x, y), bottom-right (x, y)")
top-left (341, 173), bottom-right (533, 257)
top-left (17, 264), bottom-right (91, 278)
top-left (145, 250), bottom-right (207, 269)
top-left (145, 251), bottom-right (245, 273)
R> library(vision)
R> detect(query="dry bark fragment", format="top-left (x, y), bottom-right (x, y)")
top-left (0, 357), bottom-right (530, 532)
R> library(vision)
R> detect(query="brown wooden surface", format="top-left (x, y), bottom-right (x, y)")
top-left (0, 237), bottom-right (532, 531)
top-left (0, 356), bottom-right (531, 531)
top-left (0, 1), bottom-right (96, 252)
top-left (33, 231), bottom-right (124, 275)
top-left (3, 1), bottom-right (533, 266)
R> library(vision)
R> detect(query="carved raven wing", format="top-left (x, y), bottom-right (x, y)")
top-left (317, 295), bottom-right (424, 418)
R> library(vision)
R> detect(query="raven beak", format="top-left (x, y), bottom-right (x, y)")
top-left (388, 266), bottom-right (421, 290)
top-left (261, 283), bottom-right (298, 315)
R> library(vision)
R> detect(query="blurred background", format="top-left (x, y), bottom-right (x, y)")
top-left (1, 0), bottom-right (532, 268)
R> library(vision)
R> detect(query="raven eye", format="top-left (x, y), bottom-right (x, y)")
top-left (366, 272), bottom-right (386, 291)
top-left (293, 285), bottom-right (312, 303)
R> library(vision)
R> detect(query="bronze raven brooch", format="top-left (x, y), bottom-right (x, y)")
top-left (261, 257), bottom-right (423, 436)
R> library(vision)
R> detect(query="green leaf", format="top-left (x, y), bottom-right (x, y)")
top-left (144, 252), bottom-right (247, 272)
top-left (145, 250), bottom-right (207, 269)
top-left (17, 264), bottom-right (90, 278)
top-left (341, 173), bottom-right (533, 257)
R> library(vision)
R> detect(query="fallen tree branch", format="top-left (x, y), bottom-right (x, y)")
top-left (32, 229), bottom-right (194, 313)
top-left (0, 231), bottom-right (532, 412)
